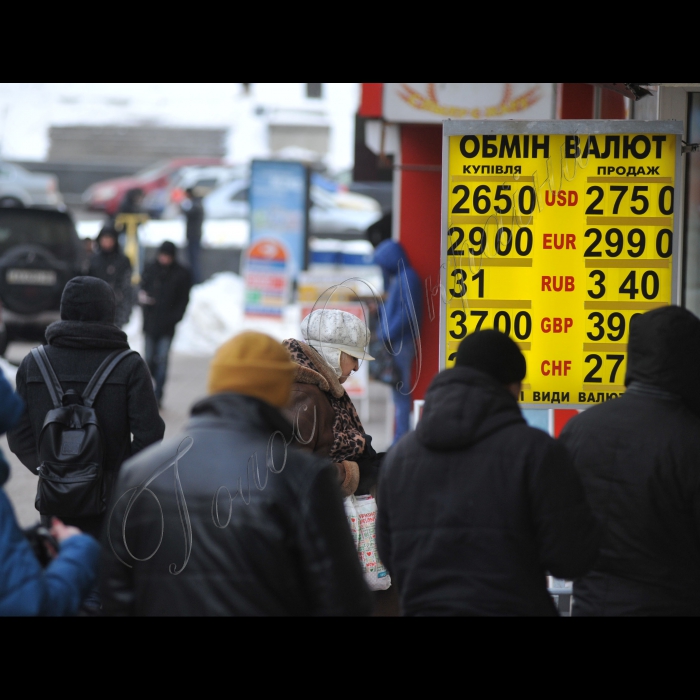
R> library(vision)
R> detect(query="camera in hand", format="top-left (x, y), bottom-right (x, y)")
top-left (23, 523), bottom-right (59, 567)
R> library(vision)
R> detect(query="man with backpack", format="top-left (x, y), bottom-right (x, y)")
top-left (7, 276), bottom-right (165, 542)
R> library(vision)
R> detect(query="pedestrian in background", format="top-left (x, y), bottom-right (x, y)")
top-left (138, 240), bottom-right (192, 408)
top-left (180, 186), bottom-right (204, 285)
top-left (283, 309), bottom-right (383, 498)
top-left (88, 225), bottom-right (133, 328)
top-left (7, 277), bottom-right (164, 541)
top-left (371, 240), bottom-right (422, 444)
top-left (377, 330), bottom-right (600, 616)
top-left (101, 331), bottom-right (372, 616)
top-left (560, 306), bottom-right (700, 616)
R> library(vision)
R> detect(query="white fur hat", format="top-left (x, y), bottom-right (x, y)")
top-left (301, 309), bottom-right (374, 361)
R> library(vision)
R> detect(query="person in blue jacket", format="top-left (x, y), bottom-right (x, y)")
top-left (372, 240), bottom-right (423, 443)
top-left (0, 368), bottom-right (100, 616)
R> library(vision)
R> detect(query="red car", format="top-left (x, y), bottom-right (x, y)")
top-left (82, 157), bottom-right (223, 217)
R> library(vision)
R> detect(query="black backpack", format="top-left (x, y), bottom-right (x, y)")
top-left (31, 345), bottom-right (135, 519)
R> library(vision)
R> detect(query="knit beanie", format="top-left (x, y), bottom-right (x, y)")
top-left (60, 276), bottom-right (116, 324)
top-left (207, 331), bottom-right (298, 408)
top-left (455, 329), bottom-right (526, 384)
top-left (159, 241), bottom-right (177, 257)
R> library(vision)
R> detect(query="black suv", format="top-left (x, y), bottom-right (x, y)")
top-left (0, 208), bottom-right (85, 354)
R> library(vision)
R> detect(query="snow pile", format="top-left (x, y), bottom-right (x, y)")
top-left (172, 271), bottom-right (302, 357)
top-left (172, 272), bottom-right (247, 355)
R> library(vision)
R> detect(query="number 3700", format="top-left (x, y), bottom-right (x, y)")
top-left (449, 309), bottom-right (531, 342)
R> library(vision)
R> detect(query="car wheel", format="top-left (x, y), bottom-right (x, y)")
top-left (0, 197), bottom-right (24, 208)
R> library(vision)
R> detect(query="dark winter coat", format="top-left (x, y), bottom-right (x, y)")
top-left (140, 259), bottom-right (191, 338)
top-left (372, 240), bottom-right (423, 348)
top-left (181, 196), bottom-right (204, 241)
top-left (88, 238), bottom-right (133, 327)
top-left (377, 366), bottom-right (600, 616)
top-left (559, 306), bottom-right (700, 616)
top-left (7, 320), bottom-right (164, 538)
top-left (100, 393), bottom-right (373, 616)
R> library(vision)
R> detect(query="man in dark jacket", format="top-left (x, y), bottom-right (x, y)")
top-left (180, 187), bottom-right (204, 284)
top-left (559, 306), bottom-right (700, 616)
top-left (88, 225), bottom-right (133, 327)
top-left (377, 330), bottom-right (600, 616)
top-left (139, 240), bottom-right (191, 406)
top-left (101, 331), bottom-right (373, 616)
top-left (372, 240), bottom-right (422, 444)
top-left (7, 277), bottom-right (165, 539)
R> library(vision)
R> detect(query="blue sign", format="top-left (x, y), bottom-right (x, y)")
top-left (249, 160), bottom-right (309, 279)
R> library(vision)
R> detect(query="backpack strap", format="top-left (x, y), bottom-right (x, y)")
top-left (31, 346), bottom-right (63, 409)
top-left (82, 349), bottom-right (136, 408)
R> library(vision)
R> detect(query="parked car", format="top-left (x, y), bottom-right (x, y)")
top-left (145, 164), bottom-right (249, 219)
top-left (0, 161), bottom-right (64, 209)
top-left (203, 179), bottom-right (383, 239)
top-left (0, 207), bottom-right (85, 353)
top-left (82, 157), bottom-right (224, 217)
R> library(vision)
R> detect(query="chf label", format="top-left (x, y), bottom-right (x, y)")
top-left (541, 360), bottom-right (572, 376)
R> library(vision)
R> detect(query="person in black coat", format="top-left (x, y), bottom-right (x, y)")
top-left (7, 277), bottom-right (165, 540)
top-left (376, 330), bottom-right (600, 616)
top-left (101, 331), bottom-right (373, 616)
top-left (559, 306), bottom-right (700, 616)
top-left (180, 187), bottom-right (204, 284)
top-left (138, 240), bottom-right (191, 406)
top-left (88, 225), bottom-right (133, 328)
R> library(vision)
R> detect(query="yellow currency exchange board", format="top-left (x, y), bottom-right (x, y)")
top-left (442, 123), bottom-right (681, 407)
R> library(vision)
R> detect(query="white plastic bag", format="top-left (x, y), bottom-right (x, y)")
top-left (344, 495), bottom-right (391, 591)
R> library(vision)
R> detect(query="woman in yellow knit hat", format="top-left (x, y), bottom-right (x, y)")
top-left (283, 309), bottom-right (384, 498)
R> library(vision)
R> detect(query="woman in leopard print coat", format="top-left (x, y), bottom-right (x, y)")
top-left (282, 310), bottom-right (383, 497)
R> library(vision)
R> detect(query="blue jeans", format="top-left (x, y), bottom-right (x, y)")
top-left (187, 237), bottom-right (201, 285)
top-left (145, 334), bottom-right (173, 402)
top-left (391, 344), bottom-right (415, 444)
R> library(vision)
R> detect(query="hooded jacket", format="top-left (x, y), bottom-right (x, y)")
top-left (372, 240), bottom-right (422, 348)
top-left (7, 277), bottom-right (164, 538)
top-left (100, 393), bottom-right (372, 616)
top-left (376, 366), bottom-right (600, 616)
top-left (559, 306), bottom-right (700, 616)
top-left (0, 367), bottom-right (100, 616)
top-left (88, 230), bottom-right (133, 327)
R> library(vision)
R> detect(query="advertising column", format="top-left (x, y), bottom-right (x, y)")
top-left (441, 121), bottom-right (683, 408)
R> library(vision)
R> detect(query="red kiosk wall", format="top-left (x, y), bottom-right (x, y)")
top-left (398, 124), bottom-right (443, 401)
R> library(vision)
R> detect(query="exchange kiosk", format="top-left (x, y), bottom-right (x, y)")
top-left (440, 120), bottom-right (683, 412)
